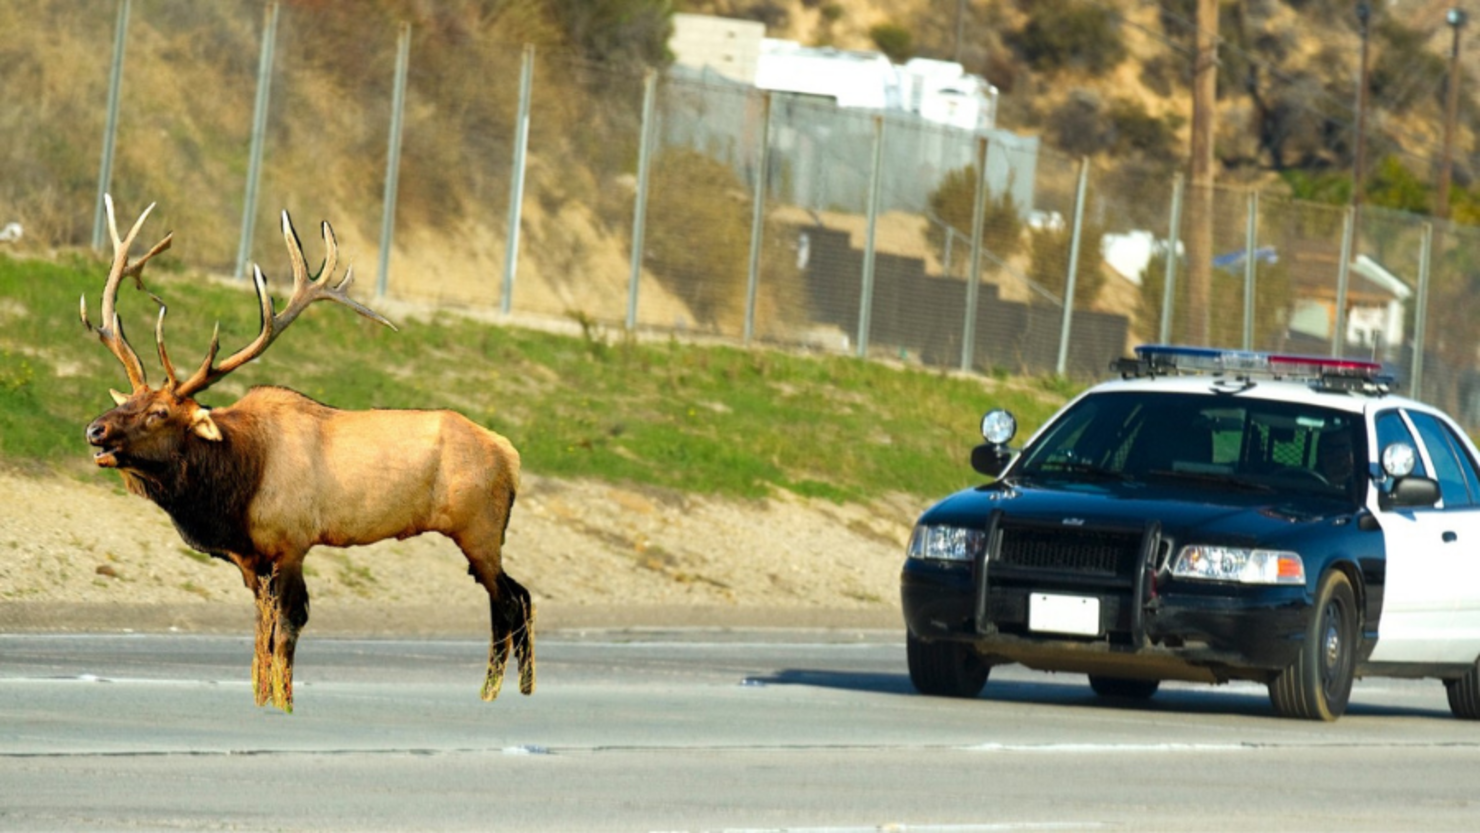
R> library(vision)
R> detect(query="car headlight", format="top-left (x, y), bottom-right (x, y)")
top-left (908, 525), bottom-right (984, 562)
top-left (1170, 545), bottom-right (1306, 585)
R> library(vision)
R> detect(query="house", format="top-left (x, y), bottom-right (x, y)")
top-left (671, 13), bottom-right (998, 133)
top-left (1285, 241), bottom-right (1410, 356)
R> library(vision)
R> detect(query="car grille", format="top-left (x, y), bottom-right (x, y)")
top-left (995, 525), bottom-right (1142, 577)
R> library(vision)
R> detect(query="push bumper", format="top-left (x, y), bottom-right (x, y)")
top-left (901, 557), bottom-right (1313, 679)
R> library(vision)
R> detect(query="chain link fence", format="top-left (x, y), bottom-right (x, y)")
top-left (5, 1), bottom-right (1480, 430)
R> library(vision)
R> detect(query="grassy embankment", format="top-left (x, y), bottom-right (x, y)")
top-left (0, 251), bottom-right (1074, 503)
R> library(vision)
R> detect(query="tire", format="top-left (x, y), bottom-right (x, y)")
top-left (907, 632), bottom-right (989, 698)
top-left (1445, 661), bottom-right (1480, 719)
top-left (1088, 675), bottom-right (1160, 699)
top-left (1268, 570), bottom-right (1358, 721)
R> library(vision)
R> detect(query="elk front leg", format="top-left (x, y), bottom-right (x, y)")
top-left (252, 573), bottom-right (277, 708)
top-left (268, 563), bottom-right (310, 713)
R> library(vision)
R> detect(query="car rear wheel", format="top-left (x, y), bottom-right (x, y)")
top-left (1088, 675), bottom-right (1160, 699)
top-left (907, 632), bottom-right (989, 698)
top-left (1268, 570), bottom-right (1357, 721)
top-left (1445, 661), bottom-right (1480, 719)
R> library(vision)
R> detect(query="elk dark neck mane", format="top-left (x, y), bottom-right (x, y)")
top-left (123, 400), bottom-right (271, 559)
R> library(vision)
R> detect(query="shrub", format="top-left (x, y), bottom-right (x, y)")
top-left (1028, 220), bottom-right (1105, 308)
top-left (924, 164), bottom-right (1024, 268)
top-left (643, 148), bottom-right (752, 328)
top-left (1015, 0), bottom-right (1126, 75)
top-left (1046, 92), bottom-right (1110, 157)
top-left (869, 22), bottom-right (914, 63)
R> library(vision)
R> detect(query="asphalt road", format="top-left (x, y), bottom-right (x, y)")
top-left (2, 629), bottom-right (1478, 832)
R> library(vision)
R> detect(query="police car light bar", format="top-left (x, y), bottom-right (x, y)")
top-left (1125, 345), bottom-right (1395, 392)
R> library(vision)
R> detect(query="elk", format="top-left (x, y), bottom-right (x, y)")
top-left (82, 196), bottom-right (533, 712)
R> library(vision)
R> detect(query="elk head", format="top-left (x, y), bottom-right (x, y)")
top-left (83, 195), bottom-right (395, 477)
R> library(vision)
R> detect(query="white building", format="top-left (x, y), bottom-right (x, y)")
top-left (671, 14), bottom-right (998, 133)
top-left (669, 13), bottom-right (764, 84)
top-left (899, 57), bottom-right (998, 133)
top-left (753, 38), bottom-right (902, 110)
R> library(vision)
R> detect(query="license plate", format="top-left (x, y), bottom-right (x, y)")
top-left (1028, 593), bottom-right (1101, 636)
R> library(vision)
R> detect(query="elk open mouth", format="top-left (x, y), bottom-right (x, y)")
top-left (92, 447), bottom-right (120, 468)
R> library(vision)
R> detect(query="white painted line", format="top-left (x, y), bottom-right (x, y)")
top-left (652, 824), bottom-right (1104, 833)
top-left (962, 742), bottom-right (1250, 753)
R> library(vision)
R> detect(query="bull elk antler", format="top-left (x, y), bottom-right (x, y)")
top-left (158, 211), bottom-right (397, 397)
top-left (80, 195), bottom-right (175, 393)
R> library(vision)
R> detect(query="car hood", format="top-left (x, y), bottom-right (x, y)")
top-left (918, 477), bottom-right (1354, 548)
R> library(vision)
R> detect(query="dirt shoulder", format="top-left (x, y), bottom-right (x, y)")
top-left (0, 469), bottom-right (918, 636)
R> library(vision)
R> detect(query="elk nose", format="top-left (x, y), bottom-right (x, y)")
top-left (86, 421), bottom-right (107, 445)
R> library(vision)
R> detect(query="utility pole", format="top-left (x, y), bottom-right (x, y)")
top-left (954, 0), bottom-right (966, 63)
top-left (1437, 8), bottom-right (1467, 221)
top-left (1353, 2), bottom-right (1372, 214)
top-left (1186, 0), bottom-right (1218, 345)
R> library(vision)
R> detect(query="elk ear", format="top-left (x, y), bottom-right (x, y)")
top-left (190, 409), bottom-right (223, 442)
top-left (109, 389), bottom-right (129, 406)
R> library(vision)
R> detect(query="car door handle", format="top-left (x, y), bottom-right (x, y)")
top-left (1443, 531), bottom-right (1458, 543)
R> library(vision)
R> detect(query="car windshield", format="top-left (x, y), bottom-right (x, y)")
top-left (1015, 391), bottom-right (1366, 501)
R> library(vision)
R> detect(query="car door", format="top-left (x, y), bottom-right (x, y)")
top-left (1368, 409), bottom-right (1480, 665)
top-left (1406, 410), bottom-right (1480, 660)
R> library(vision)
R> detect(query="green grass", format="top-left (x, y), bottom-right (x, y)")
top-left (0, 251), bottom-right (1077, 502)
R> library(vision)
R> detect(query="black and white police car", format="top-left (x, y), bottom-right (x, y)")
top-left (901, 344), bottom-right (1480, 721)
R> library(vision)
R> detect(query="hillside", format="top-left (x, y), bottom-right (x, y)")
top-left (686, 0), bottom-right (1480, 199)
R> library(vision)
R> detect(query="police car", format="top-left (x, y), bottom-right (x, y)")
top-left (901, 345), bottom-right (1480, 721)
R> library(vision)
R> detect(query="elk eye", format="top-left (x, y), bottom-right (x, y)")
top-left (146, 409), bottom-right (169, 425)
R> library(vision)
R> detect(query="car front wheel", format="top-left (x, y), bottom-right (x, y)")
top-left (1268, 570), bottom-right (1357, 721)
top-left (907, 632), bottom-right (989, 698)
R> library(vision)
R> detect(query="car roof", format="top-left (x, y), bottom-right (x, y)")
top-left (1079, 374), bottom-right (1434, 419)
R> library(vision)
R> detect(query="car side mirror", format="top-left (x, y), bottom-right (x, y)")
top-left (1381, 476), bottom-right (1441, 509)
top-left (972, 443), bottom-right (1013, 478)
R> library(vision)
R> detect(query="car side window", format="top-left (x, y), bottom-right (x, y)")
top-left (1407, 411), bottom-right (1480, 508)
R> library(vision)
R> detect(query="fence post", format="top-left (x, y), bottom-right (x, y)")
top-left (501, 43), bottom-right (535, 316)
top-left (960, 135), bottom-right (989, 372)
top-left (376, 22), bottom-right (412, 299)
top-left (1332, 206), bottom-right (1355, 357)
top-left (627, 69), bottom-right (658, 332)
top-left (857, 115), bottom-right (886, 359)
top-left (1411, 223), bottom-right (1433, 399)
top-left (1242, 190), bottom-right (1259, 350)
top-left (1055, 156), bottom-right (1090, 376)
top-left (743, 91), bottom-right (772, 346)
top-left (91, 0), bottom-right (131, 251)
top-left (1158, 173), bottom-right (1184, 344)
top-left (235, 1), bottom-right (280, 280)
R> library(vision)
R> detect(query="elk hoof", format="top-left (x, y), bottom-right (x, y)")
top-left (271, 667), bottom-right (294, 713)
top-left (480, 667), bottom-right (504, 702)
top-left (519, 661), bottom-right (535, 696)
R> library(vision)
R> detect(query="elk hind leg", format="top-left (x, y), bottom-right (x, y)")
top-left (460, 548), bottom-right (533, 701)
top-left (499, 572), bottom-right (536, 695)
